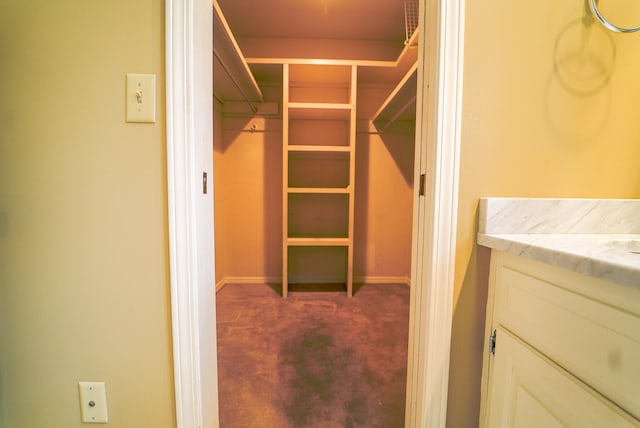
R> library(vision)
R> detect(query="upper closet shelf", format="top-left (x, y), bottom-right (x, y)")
top-left (362, 27), bottom-right (419, 131)
top-left (372, 62), bottom-right (418, 131)
top-left (213, 0), bottom-right (263, 106)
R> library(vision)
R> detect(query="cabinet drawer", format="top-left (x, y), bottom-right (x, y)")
top-left (493, 254), bottom-right (640, 420)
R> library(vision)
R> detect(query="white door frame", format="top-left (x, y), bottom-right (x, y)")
top-left (404, 0), bottom-right (465, 426)
top-left (165, 0), bottom-right (465, 426)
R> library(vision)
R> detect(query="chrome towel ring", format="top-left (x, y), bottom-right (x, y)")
top-left (589, 0), bottom-right (640, 33)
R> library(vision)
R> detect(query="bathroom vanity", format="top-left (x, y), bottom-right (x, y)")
top-left (477, 198), bottom-right (640, 427)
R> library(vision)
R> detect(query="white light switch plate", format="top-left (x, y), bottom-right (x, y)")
top-left (126, 73), bottom-right (156, 123)
top-left (78, 381), bottom-right (108, 423)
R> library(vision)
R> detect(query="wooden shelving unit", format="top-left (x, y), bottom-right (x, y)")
top-left (282, 63), bottom-right (357, 297)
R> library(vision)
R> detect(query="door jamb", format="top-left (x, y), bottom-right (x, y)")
top-left (165, 0), bottom-right (211, 426)
top-left (404, 0), bottom-right (465, 426)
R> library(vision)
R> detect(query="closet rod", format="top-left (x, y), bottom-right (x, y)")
top-left (214, 47), bottom-right (261, 113)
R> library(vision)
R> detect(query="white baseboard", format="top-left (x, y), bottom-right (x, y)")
top-left (215, 275), bottom-right (411, 293)
top-left (215, 276), bottom-right (280, 293)
top-left (354, 275), bottom-right (411, 287)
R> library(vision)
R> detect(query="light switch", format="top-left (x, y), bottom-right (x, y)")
top-left (126, 73), bottom-right (156, 123)
top-left (78, 381), bottom-right (108, 423)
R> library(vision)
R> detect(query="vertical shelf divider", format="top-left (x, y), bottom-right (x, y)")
top-left (282, 63), bottom-right (290, 297)
top-left (346, 65), bottom-right (357, 297)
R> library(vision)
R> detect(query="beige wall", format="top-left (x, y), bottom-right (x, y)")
top-left (353, 128), bottom-right (414, 281)
top-left (214, 113), bottom-right (283, 283)
top-left (213, 84), bottom-right (414, 286)
top-left (355, 86), bottom-right (415, 283)
top-left (448, 1), bottom-right (640, 427)
top-left (0, 1), bottom-right (175, 427)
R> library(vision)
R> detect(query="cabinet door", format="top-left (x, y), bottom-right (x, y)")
top-left (486, 327), bottom-right (640, 428)
top-left (492, 256), bottom-right (640, 418)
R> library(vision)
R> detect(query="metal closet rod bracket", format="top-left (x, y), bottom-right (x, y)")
top-left (589, 0), bottom-right (640, 33)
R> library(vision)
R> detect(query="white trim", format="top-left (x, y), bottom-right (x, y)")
top-left (354, 276), bottom-right (412, 287)
top-left (405, 0), bottom-right (465, 426)
top-left (215, 276), bottom-right (412, 293)
top-left (166, 0), bottom-right (205, 427)
top-left (215, 276), bottom-right (281, 292)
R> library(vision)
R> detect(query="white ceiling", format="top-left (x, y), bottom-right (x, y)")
top-left (217, 0), bottom-right (407, 43)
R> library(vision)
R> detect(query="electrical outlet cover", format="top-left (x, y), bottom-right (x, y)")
top-left (78, 381), bottom-right (108, 423)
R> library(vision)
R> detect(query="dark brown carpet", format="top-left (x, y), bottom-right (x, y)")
top-left (216, 283), bottom-right (410, 428)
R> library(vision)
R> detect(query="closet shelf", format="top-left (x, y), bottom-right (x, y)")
top-left (213, 0), bottom-right (263, 105)
top-left (287, 187), bottom-right (350, 194)
top-left (286, 237), bottom-right (350, 246)
top-left (358, 28), bottom-right (420, 85)
top-left (287, 145), bottom-right (351, 153)
top-left (373, 62), bottom-right (418, 131)
top-left (288, 104), bottom-right (352, 120)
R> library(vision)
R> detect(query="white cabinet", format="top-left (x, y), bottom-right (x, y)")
top-left (480, 251), bottom-right (640, 427)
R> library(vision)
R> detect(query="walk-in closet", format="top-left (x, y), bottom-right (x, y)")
top-left (213, 0), bottom-right (420, 424)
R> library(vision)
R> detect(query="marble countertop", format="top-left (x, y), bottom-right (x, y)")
top-left (477, 198), bottom-right (640, 289)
